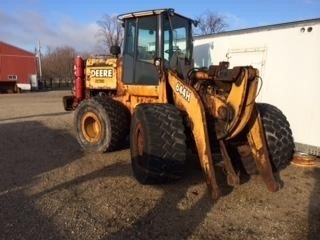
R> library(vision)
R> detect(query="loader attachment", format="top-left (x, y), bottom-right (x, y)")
top-left (223, 67), bottom-right (279, 191)
top-left (174, 64), bottom-right (280, 196)
top-left (218, 67), bottom-right (279, 191)
top-left (168, 71), bottom-right (220, 200)
top-left (247, 106), bottom-right (280, 192)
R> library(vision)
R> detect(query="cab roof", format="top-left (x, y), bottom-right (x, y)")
top-left (117, 8), bottom-right (193, 22)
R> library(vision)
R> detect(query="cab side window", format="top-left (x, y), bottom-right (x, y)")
top-left (137, 17), bottom-right (157, 62)
top-left (124, 20), bottom-right (136, 56)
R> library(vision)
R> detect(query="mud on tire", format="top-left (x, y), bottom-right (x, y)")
top-left (130, 104), bottom-right (187, 184)
top-left (74, 96), bottom-right (129, 153)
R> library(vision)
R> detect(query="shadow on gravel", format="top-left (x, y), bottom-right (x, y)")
top-left (103, 159), bottom-right (232, 240)
top-left (0, 120), bottom-right (82, 240)
top-left (26, 152), bottom-right (231, 239)
top-left (308, 167), bottom-right (320, 240)
top-left (105, 184), bottom-right (214, 239)
top-left (0, 111), bottom-right (71, 122)
top-left (31, 161), bottom-right (129, 199)
top-left (0, 117), bottom-right (236, 240)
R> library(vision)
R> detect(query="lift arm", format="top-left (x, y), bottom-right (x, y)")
top-left (168, 71), bottom-right (220, 200)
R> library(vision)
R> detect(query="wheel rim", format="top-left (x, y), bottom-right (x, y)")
top-left (81, 112), bottom-right (102, 143)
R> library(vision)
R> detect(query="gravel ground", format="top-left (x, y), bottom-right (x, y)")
top-left (0, 90), bottom-right (319, 240)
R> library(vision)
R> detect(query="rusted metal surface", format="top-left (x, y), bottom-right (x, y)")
top-left (247, 107), bottom-right (279, 192)
top-left (219, 140), bottom-right (240, 186)
top-left (291, 152), bottom-right (317, 167)
top-left (237, 144), bottom-right (258, 175)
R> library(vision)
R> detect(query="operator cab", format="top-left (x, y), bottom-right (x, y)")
top-left (118, 8), bottom-right (195, 85)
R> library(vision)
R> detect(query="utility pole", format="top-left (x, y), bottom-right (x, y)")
top-left (38, 41), bottom-right (42, 83)
top-left (35, 40), bottom-right (43, 88)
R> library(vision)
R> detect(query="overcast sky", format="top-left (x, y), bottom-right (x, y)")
top-left (1, 0), bottom-right (319, 54)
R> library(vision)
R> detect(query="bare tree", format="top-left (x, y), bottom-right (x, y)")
top-left (194, 10), bottom-right (227, 35)
top-left (96, 14), bottom-right (124, 54)
top-left (41, 46), bottom-right (76, 88)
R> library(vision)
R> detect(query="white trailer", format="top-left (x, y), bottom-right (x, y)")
top-left (194, 18), bottom-right (320, 156)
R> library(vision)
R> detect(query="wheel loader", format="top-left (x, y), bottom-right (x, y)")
top-left (63, 8), bottom-right (294, 200)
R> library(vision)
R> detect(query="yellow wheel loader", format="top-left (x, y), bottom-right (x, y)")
top-left (63, 9), bottom-right (294, 200)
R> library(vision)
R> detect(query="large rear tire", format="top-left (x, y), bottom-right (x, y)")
top-left (74, 96), bottom-right (129, 153)
top-left (258, 103), bottom-right (294, 170)
top-left (130, 104), bottom-right (187, 184)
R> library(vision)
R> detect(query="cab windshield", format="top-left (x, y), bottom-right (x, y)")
top-left (163, 14), bottom-right (193, 63)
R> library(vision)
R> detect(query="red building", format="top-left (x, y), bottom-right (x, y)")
top-left (0, 41), bottom-right (37, 92)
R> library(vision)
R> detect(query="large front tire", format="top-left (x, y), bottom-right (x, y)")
top-left (74, 96), bottom-right (129, 153)
top-left (258, 103), bottom-right (294, 170)
top-left (130, 104), bottom-right (187, 184)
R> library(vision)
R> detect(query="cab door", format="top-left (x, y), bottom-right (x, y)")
top-left (122, 16), bottom-right (159, 86)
